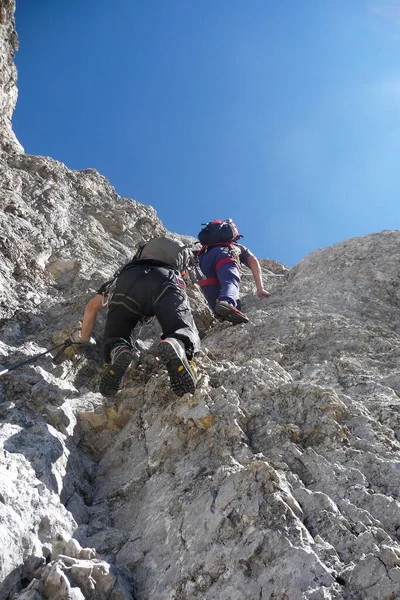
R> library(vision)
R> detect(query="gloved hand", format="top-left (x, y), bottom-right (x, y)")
top-left (63, 337), bottom-right (97, 360)
top-left (77, 338), bottom-right (97, 348)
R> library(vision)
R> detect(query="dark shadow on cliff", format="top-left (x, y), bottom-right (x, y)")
top-left (4, 422), bottom-right (64, 493)
top-left (0, 564), bottom-right (23, 600)
top-left (66, 342), bottom-right (103, 391)
top-left (1, 402), bottom-right (95, 536)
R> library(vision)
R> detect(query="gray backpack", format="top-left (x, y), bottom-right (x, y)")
top-left (137, 237), bottom-right (190, 272)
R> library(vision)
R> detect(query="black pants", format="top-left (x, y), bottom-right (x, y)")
top-left (103, 266), bottom-right (201, 363)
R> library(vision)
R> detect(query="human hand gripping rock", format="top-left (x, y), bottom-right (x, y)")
top-left (257, 288), bottom-right (270, 299)
top-left (63, 334), bottom-right (97, 360)
top-left (76, 338), bottom-right (97, 350)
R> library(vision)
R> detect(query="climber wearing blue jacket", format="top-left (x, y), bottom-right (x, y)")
top-left (195, 220), bottom-right (270, 325)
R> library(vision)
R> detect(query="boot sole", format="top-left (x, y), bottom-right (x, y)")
top-left (99, 352), bottom-right (132, 397)
top-left (214, 304), bottom-right (249, 325)
top-left (157, 341), bottom-right (196, 397)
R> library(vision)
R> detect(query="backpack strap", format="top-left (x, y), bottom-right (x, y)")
top-left (198, 277), bottom-right (219, 288)
top-left (215, 256), bottom-right (236, 271)
top-left (195, 242), bottom-right (234, 257)
top-left (196, 243), bottom-right (241, 271)
top-left (194, 243), bottom-right (241, 287)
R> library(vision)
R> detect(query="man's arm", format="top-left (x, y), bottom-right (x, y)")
top-left (247, 255), bottom-right (270, 299)
top-left (80, 294), bottom-right (106, 341)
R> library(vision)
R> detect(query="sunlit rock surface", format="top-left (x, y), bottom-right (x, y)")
top-left (0, 0), bottom-right (22, 153)
top-left (2, 1), bottom-right (400, 599)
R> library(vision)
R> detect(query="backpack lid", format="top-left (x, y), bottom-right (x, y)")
top-left (138, 237), bottom-right (191, 271)
top-left (198, 219), bottom-right (242, 245)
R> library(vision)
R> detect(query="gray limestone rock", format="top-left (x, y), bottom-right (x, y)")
top-left (0, 0), bottom-right (22, 153)
top-left (2, 1), bottom-right (400, 599)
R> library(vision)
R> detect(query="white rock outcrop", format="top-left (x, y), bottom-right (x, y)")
top-left (1, 2), bottom-right (400, 599)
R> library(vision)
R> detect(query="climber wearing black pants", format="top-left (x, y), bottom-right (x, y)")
top-left (82, 271), bottom-right (200, 397)
top-left (79, 237), bottom-right (201, 398)
top-left (100, 264), bottom-right (200, 397)
top-left (103, 265), bottom-right (199, 361)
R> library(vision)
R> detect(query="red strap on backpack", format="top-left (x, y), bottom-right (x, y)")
top-left (195, 242), bottom-right (233, 257)
top-left (215, 256), bottom-right (236, 270)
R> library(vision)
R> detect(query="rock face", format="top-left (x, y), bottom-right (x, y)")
top-left (0, 0), bottom-right (22, 153)
top-left (2, 2), bottom-right (400, 599)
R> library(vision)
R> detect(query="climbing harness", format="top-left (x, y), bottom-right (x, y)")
top-left (194, 243), bottom-right (243, 288)
top-left (102, 276), bottom-right (118, 308)
top-left (0, 339), bottom-right (88, 377)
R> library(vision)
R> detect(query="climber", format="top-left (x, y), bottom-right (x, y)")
top-left (79, 237), bottom-right (200, 398)
top-left (195, 219), bottom-right (270, 325)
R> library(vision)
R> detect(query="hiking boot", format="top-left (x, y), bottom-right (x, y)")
top-left (157, 338), bottom-right (198, 397)
top-left (214, 300), bottom-right (249, 325)
top-left (99, 343), bottom-right (133, 397)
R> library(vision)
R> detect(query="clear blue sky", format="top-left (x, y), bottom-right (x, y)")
top-left (13, 0), bottom-right (400, 266)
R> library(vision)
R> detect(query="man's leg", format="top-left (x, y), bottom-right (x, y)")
top-left (102, 269), bottom-right (146, 362)
top-left (198, 248), bottom-right (222, 310)
top-left (100, 306), bottom-right (140, 397)
top-left (214, 262), bottom-right (249, 325)
top-left (100, 271), bottom-right (142, 396)
top-left (216, 262), bottom-right (241, 306)
top-left (198, 284), bottom-right (220, 311)
top-left (153, 280), bottom-right (200, 396)
top-left (199, 247), bottom-right (239, 308)
top-left (102, 304), bottom-right (140, 363)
